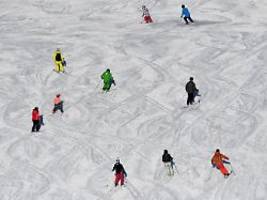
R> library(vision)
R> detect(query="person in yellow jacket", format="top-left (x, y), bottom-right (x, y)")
top-left (52, 48), bottom-right (66, 72)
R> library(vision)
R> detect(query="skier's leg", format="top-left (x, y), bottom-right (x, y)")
top-left (36, 121), bottom-right (41, 132)
top-left (55, 62), bottom-right (60, 72)
top-left (32, 121), bottom-right (36, 132)
top-left (144, 16), bottom-right (148, 23)
top-left (184, 17), bottom-right (189, 24)
top-left (148, 16), bottom-right (153, 23)
top-left (53, 105), bottom-right (58, 113)
top-left (166, 163), bottom-right (172, 176)
top-left (120, 173), bottom-right (125, 185)
top-left (59, 62), bottom-right (64, 72)
top-left (218, 163), bottom-right (229, 176)
top-left (187, 93), bottom-right (190, 106)
top-left (106, 83), bottom-right (112, 91)
top-left (188, 16), bottom-right (194, 23)
top-left (189, 93), bottom-right (194, 105)
top-left (60, 103), bottom-right (64, 113)
top-left (114, 174), bottom-right (120, 186)
top-left (103, 82), bottom-right (108, 91)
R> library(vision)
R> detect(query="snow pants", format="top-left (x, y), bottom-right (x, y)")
top-left (114, 172), bottom-right (125, 186)
top-left (216, 162), bottom-right (229, 176)
top-left (144, 16), bottom-right (153, 23)
top-left (54, 61), bottom-right (65, 72)
top-left (164, 162), bottom-right (174, 176)
top-left (187, 93), bottom-right (194, 105)
top-left (32, 120), bottom-right (40, 132)
top-left (103, 80), bottom-right (115, 91)
top-left (53, 101), bottom-right (64, 113)
top-left (184, 16), bottom-right (194, 24)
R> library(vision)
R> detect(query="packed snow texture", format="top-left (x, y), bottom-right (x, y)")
top-left (0, 0), bottom-right (267, 199)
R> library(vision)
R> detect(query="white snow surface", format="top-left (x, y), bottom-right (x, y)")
top-left (0, 0), bottom-right (267, 199)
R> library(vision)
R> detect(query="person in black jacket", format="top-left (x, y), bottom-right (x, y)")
top-left (162, 150), bottom-right (174, 176)
top-left (185, 77), bottom-right (198, 106)
top-left (112, 158), bottom-right (127, 186)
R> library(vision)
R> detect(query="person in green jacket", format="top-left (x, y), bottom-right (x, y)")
top-left (101, 69), bottom-right (116, 92)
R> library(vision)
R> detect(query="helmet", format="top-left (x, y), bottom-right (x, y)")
top-left (181, 4), bottom-right (185, 8)
top-left (190, 77), bottom-right (194, 81)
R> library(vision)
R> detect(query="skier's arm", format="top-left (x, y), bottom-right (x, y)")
top-left (211, 156), bottom-right (215, 165)
top-left (221, 154), bottom-right (229, 160)
top-left (101, 73), bottom-right (105, 79)
top-left (122, 167), bottom-right (127, 177)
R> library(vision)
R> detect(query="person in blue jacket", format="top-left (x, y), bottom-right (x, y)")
top-left (181, 5), bottom-right (194, 24)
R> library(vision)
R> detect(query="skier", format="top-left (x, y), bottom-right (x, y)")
top-left (101, 69), bottom-right (116, 92)
top-left (32, 107), bottom-right (41, 132)
top-left (53, 94), bottom-right (64, 114)
top-left (185, 77), bottom-right (198, 106)
top-left (162, 149), bottom-right (174, 176)
top-left (180, 5), bottom-right (194, 24)
top-left (142, 5), bottom-right (153, 23)
top-left (52, 48), bottom-right (66, 72)
top-left (211, 149), bottom-right (231, 177)
top-left (112, 158), bottom-right (127, 186)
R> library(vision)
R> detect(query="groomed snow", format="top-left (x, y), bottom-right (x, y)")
top-left (0, 0), bottom-right (267, 199)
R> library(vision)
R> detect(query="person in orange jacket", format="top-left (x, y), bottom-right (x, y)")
top-left (53, 94), bottom-right (64, 114)
top-left (211, 149), bottom-right (231, 177)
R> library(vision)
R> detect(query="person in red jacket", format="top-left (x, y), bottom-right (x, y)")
top-left (211, 149), bottom-right (231, 177)
top-left (32, 107), bottom-right (40, 132)
top-left (53, 94), bottom-right (64, 114)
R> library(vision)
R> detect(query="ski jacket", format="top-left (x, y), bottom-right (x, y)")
top-left (54, 96), bottom-right (61, 105)
top-left (101, 71), bottom-right (113, 84)
top-left (32, 109), bottom-right (40, 121)
top-left (53, 50), bottom-right (64, 62)
top-left (185, 80), bottom-right (197, 94)
top-left (162, 153), bottom-right (173, 163)
top-left (142, 8), bottom-right (150, 17)
top-left (112, 163), bottom-right (127, 176)
top-left (211, 152), bottom-right (229, 166)
top-left (181, 7), bottom-right (190, 17)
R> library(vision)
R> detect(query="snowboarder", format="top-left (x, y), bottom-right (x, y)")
top-left (185, 77), bottom-right (198, 106)
top-left (32, 107), bottom-right (41, 132)
top-left (101, 69), bottom-right (116, 92)
top-left (211, 149), bottom-right (231, 177)
top-left (162, 149), bottom-right (174, 176)
top-left (52, 48), bottom-right (66, 72)
top-left (142, 5), bottom-right (153, 23)
top-left (180, 5), bottom-right (194, 24)
top-left (112, 158), bottom-right (127, 186)
top-left (53, 94), bottom-right (64, 114)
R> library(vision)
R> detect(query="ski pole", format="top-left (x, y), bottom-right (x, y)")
top-left (229, 163), bottom-right (236, 175)
top-left (172, 161), bottom-right (179, 174)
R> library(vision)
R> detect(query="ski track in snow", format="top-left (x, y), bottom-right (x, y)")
top-left (0, 0), bottom-right (267, 199)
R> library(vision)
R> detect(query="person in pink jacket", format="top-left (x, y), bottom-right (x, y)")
top-left (53, 94), bottom-right (64, 114)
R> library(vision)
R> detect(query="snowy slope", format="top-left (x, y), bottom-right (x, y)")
top-left (0, 0), bottom-right (267, 199)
